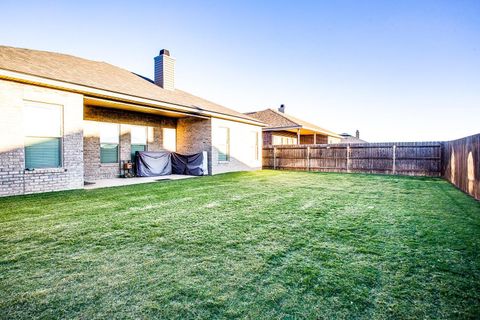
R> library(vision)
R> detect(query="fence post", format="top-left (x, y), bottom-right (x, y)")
top-left (307, 146), bottom-right (310, 171)
top-left (392, 144), bottom-right (396, 174)
top-left (273, 146), bottom-right (277, 170)
top-left (346, 145), bottom-right (350, 173)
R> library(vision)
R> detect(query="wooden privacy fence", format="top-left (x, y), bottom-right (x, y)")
top-left (263, 142), bottom-right (443, 177)
top-left (442, 134), bottom-right (480, 200)
top-left (263, 134), bottom-right (479, 200)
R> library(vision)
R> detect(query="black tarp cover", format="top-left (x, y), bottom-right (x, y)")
top-left (135, 151), bottom-right (172, 177)
top-left (171, 152), bottom-right (204, 176)
top-left (135, 151), bottom-right (205, 177)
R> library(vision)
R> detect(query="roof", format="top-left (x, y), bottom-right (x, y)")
top-left (341, 136), bottom-right (367, 144)
top-left (0, 45), bottom-right (261, 124)
top-left (339, 133), bottom-right (367, 143)
top-left (245, 109), bottom-right (340, 137)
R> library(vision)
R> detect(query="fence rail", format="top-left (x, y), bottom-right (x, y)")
top-left (263, 142), bottom-right (443, 177)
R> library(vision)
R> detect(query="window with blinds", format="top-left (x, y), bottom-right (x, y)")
top-left (24, 102), bottom-right (63, 169)
top-left (217, 127), bottom-right (230, 162)
top-left (131, 126), bottom-right (147, 161)
top-left (100, 123), bottom-right (119, 163)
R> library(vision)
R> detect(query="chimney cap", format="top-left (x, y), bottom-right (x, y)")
top-left (159, 49), bottom-right (170, 56)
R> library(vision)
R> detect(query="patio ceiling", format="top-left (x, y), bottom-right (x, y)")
top-left (84, 96), bottom-right (209, 119)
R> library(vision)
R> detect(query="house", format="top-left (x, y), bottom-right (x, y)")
top-left (0, 46), bottom-right (264, 196)
top-left (245, 105), bottom-right (341, 146)
top-left (339, 131), bottom-right (367, 144)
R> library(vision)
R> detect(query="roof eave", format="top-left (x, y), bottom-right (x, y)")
top-left (0, 68), bottom-right (266, 127)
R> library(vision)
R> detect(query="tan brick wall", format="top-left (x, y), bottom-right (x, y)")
top-left (177, 117), bottom-right (263, 175)
top-left (177, 117), bottom-right (212, 174)
top-left (211, 118), bottom-right (262, 174)
top-left (83, 106), bottom-right (176, 181)
top-left (0, 80), bottom-right (84, 196)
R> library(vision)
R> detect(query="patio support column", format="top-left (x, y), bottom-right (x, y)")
top-left (297, 129), bottom-right (301, 145)
top-left (314, 133), bottom-right (317, 144)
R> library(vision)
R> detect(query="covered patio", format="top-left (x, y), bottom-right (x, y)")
top-left (82, 96), bottom-right (212, 183)
top-left (266, 126), bottom-right (332, 145)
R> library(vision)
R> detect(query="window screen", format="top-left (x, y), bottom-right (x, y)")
top-left (217, 127), bottom-right (230, 162)
top-left (100, 123), bottom-right (119, 163)
top-left (131, 126), bottom-right (147, 161)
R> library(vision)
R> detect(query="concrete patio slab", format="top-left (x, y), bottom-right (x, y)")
top-left (84, 175), bottom-right (198, 190)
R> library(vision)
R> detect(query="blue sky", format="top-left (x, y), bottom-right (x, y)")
top-left (1, 0), bottom-right (479, 141)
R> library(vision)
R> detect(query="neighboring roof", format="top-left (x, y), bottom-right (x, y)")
top-left (340, 133), bottom-right (367, 144)
top-left (245, 109), bottom-right (341, 137)
top-left (0, 45), bottom-right (261, 124)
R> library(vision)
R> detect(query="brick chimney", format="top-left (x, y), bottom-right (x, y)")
top-left (278, 104), bottom-right (285, 113)
top-left (154, 49), bottom-right (175, 90)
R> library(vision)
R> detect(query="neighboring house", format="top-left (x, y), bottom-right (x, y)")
top-left (0, 46), bottom-right (264, 196)
top-left (245, 105), bottom-right (341, 145)
top-left (339, 131), bottom-right (367, 144)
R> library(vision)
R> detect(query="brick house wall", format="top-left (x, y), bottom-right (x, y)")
top-left (0, 80), bottom-right (84, 196)
top-left (177, 117), bottom-right (212, 174)
top-left (83, 106), bottom-right (176, 181)
top-left (210, 118), bottom-right (262, 174)
top-left (0, 80), bottom-right (263, 196)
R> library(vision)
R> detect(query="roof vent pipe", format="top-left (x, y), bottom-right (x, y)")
top-left (278, 104), bottom-right (285, 113)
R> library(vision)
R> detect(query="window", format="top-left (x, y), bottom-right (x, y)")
top-left (272, 135), bottom-right (282, 145)
top-left (217, 127), bottom-right (230, 162)
top-left (272, 135), bottom-right (297, 145)
top-left (100, 123), bottom-right (119, 163)
top-left (24, 102), bottom-right (62, 169)
top-left (163, 128), bottom-right (176, 152)
top-left (131, 126), bottom-right (147, 161)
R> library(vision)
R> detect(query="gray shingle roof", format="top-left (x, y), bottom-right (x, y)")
top-left (0, 45), bottom-right (260, 123)
top-left (245, 109), bottom-right (340, 137)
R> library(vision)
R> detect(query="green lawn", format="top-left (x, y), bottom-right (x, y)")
top-left (1, 171), bottom-right (480, 319)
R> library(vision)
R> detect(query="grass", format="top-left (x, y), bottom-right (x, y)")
top-left (1, 170), bottom-right (480, 319)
